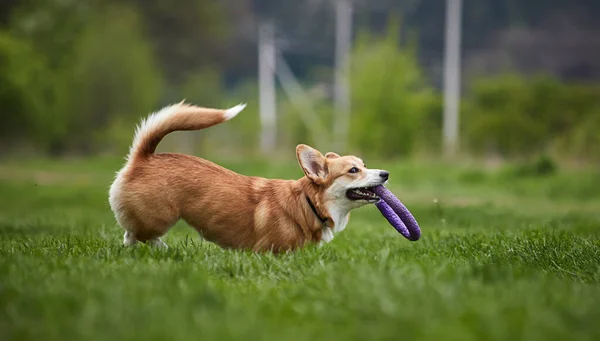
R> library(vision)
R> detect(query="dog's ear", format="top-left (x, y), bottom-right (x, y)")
top-left (325, 152), bottom-right (340, 159)
top-left (296, 144), bottom-right (327, 184)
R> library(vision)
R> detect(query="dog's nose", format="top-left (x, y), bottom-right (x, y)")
top-left (379, 171), bottom-right (389, 180)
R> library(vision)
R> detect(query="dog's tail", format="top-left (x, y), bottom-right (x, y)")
top-left (127, 101), bottom-right (246, 162)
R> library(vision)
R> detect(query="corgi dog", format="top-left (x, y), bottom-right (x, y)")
top-left (108, 101), bottom-right (390, 253)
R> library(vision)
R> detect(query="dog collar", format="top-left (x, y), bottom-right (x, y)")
top-left (305, 195), bottom-right (327, 224)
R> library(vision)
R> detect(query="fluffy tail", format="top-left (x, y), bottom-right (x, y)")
top-left (127, 101), bottom-right (246, 161)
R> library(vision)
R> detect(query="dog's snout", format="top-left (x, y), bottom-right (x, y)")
top-left (379, 171), bottom-right (389, 180)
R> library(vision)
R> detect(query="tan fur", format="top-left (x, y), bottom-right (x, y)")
top-left (109, 102), bottom-right (387, 253)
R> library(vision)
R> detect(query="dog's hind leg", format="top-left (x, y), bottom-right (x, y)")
top-left (123, 231), bottom-right (138, 247)
top-left (119, 211), bottom-right (176, 249)
top-left (110, 171), bottom-right (177, 249)
top-left (147, 238), bottom-right (168, 249)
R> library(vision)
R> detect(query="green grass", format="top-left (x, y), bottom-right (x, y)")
top-left (1, 156), bottom-right (599, 341)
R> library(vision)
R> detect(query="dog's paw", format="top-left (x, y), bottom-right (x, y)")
top-left (147, 238), bottom-right (169, 249)
top-left (123, 231), bottom-right (138, 247)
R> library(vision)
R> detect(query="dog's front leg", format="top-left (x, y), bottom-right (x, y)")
top-left (319, 227), bottom-right (334, 246)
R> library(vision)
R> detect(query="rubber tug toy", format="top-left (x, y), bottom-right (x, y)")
top-left (372, 185), bottom-right (421, 241)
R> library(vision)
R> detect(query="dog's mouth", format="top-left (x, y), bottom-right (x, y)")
top-left (346, 187), bottom-right (380, 202)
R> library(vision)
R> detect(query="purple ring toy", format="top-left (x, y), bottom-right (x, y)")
top-left (372, 185), bottom-right (421, 241)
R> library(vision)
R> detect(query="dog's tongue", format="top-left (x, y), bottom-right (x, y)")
top-left (372, 185), bottom-right (421, 241)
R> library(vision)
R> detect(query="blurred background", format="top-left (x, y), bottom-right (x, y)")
top-left (1, 0), bottom-right (599, 166)
top-left (3, 3), bottom-right (600, 339)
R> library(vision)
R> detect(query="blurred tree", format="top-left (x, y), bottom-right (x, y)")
top-left (0, 0), bottom-right (19, 27)
top-left (462, 73), bottom-right (600, 160)
top-left (243, 0), bottom-right (600, 85)
top-left (349, 19), bottom-right (441, 158)
top-left (0, 32), bottom-right (44, 148)
top-left (178, 66), bottom-right (225, 154)
top-left (0, 0), bottom-right (88, 154)
top-left (180, 67), bottom-right (224, 108)
top-left (2, 0), bottom-right (600, 159)
top-left (70, 3), bottom-right (163, 154)
top-left (125, 0), bottom-right (230, 88)
top-left (0, 0), bottom-right (163, 155)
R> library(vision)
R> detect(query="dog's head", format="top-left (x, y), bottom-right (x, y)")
top-left (296, 144), bottom-right (389, 211)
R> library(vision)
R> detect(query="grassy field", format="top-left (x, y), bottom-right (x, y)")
top-left (1, 156), bottom-right (599, 341)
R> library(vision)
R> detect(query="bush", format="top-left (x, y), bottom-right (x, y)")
top-left (207, 79), bottom-right (261, 155)
top-left (0, 30), bottom-right (75, 154)
top-left (551, 84), bottom-right (600, 160)
top-left (279, 95), bottom-right (333, 152)
top-left (70, 3), bottom-right (163, 154)
top-left (462, 73), bottom-right (600, 161)
top-left (0, 32), bottom-right (42, 146)
top-left (0, 2), bottom-right (163, 155)
top-left (507, 154), bottom-right (558, 178)
top-left (349, 19), bottom-right (442, 158)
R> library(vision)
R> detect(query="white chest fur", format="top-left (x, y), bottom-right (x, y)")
top-left (319, 202), bottom-right (351, 245)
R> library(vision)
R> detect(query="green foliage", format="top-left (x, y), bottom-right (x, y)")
top-left (279, 96), bottom-right (334, 152)
top-left (0, 1), bottom-right (163, 155)
top-left (504, 154), bottom-right (558, 178)
top-left (0, 0), bottom-right (236, 156)
top-left (70, 3), bottom-right (163, 154)
top-left (180, 67), bottom-right (224, 107)
top-left (0, 0), bottom-right (88, 154)
top-left (349, 19), bottom-right (442, 158)
top-left (128, 0), bottom-right (230, 84)
top-left (202, 79), bottom-right (261, 155)
top-left (0, 31), bottom-right (74, 154)
top-left (0, 32), bottom-right (43, 144)
top-left (552, 85), bottom-right (600, 160)
top-left (2, 0), bottom-right (599, 163)
top-left (463, 73), bottom-right (600, 160)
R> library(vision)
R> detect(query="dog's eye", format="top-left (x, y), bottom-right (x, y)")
top-left (348, 167), bottom-right (359, 174)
